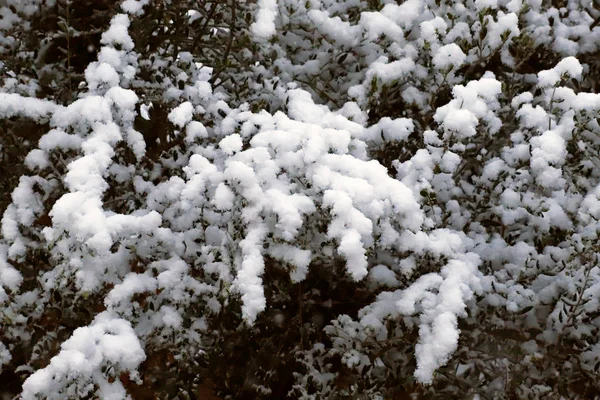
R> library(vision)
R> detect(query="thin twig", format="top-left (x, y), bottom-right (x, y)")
top-left (191, 1), bottom-right (219, 54)
top-left (66, 0), bottom-right (72, 94)
top-left (210, 0), bottom-right (236, 85)
top-left (294, 78), bottom-right (342, 108)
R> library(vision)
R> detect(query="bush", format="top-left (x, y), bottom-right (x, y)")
top-left (0, 0), bottom-right (600, 398)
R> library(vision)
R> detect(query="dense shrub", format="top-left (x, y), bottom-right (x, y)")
top-left (0, 0), bottom-right (600, 399)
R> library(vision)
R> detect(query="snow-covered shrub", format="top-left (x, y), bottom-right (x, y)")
top-left (0, 0), bottom-right (600, 398)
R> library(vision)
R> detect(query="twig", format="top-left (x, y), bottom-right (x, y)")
top-left (563, 258), bottom-right (593, 331)
top-left (294, 78), bottom-right (342, 108)
top-left (210, 0), bottom-right (236, 85)
top-left (66, 0), bottom-right (72, 94)
top-left (299, 282), bottom-right (304, 350)
top-left (191, 1), bottom-right (220, 55)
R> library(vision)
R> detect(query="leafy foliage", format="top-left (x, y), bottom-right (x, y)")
top-left (0, 0), bottom-right (600, 399)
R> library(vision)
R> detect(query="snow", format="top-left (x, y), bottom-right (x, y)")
top-left (105, 273), bottom-right (157, 308)
top-left (338, 228), bottom-right (369, 280)
top-left (506, 0), bottom-right (523, 13)
top-left (213, 183), bottom-right (235, 210)
top-left (160, 305), bottom-right (183, 328)
top-left (364, 117), bottom-right (414, 143)
top-left (140, 103), bottom-right (151, 120)
top-left (432, 44), bottom-right (467, 70)
top-left (101, 14), bottom-right (135, 52)
top-left (307, 10), bottom-right (361, 47)
top-left (121, 0), bottom-right (149, 15)
top-left (126, 128), bottom-right (146, 159)
top-left (516, 104), bottom-right (548, 129)
top-left (267, 244), bottom-right (312, 282)
top-left (265, 189), bottom-right (316, 240)
top-left (24, 149), bottom-right (50, 170)
top-left (530, 130), bottom-right (567, 165)
top-left (0, 248), bottom-right (23, 291)
top-left (219, 133), bottom-right (243, 155)
top-left (97, 47), bottom-right (124, 70)
top-left (481, 158), bottom-right (507, 181)
top-left (185, 121), bottom-right (208, 142)
top-left (0, 93), bottom-right (62, 121)
top-left (234, 224), bottom-right (267, 324)
top-left (51, 96), bottom-right (113, 128)
top-left (486, 12), bottom-right (520, 49)
top-left (0, 342), bottom-right (11, 369)
top-left (500, 189), bottom-right (521, 208)
top-left (433, 75), bottom-right (503, 140)
top-left (21, 314), bottom-right (145, 400)
top-left (106, 87), bottom-right (138, 111)
top-left (251, 0), bottom-right (278, 39)
top-left (398, 257), bottom-right (480, 384)
top-left (84, 62), bottom-right (120, 92)
top-left (168, 101), bottom-right (194, 127)
top-left (440, 151), bottom-right (461, 173)
top-left (475, 0), bottom-right (498, 10)
top-left (360, 11), bottom-right (404, 43)
top-left (538, 56), bottom-right (583, 87)
top-left (368, 265), bottom-right (399, 288)
top-left (155, 258), bottom-right (187, 289)
top-left (440, 109), bottom-right (479, 138)
top-left (420, 17), bottom-right (448, 44)
top-left (380, 0), bottom-right (423, 29)
top-left (3, 0), bottom-right (600, 395)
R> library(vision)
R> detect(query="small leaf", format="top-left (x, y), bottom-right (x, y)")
top-left (361, 364), bottom-right (370, 377)
top-left (481, 218), bottom-right (502, 227)
top-left (520, 305), bottom-right (534, 314)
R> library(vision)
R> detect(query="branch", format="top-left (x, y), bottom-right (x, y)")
top-left (210, 0), bottom-right (236, 86)
top-left (294, 78), bottom-right (342, 109)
